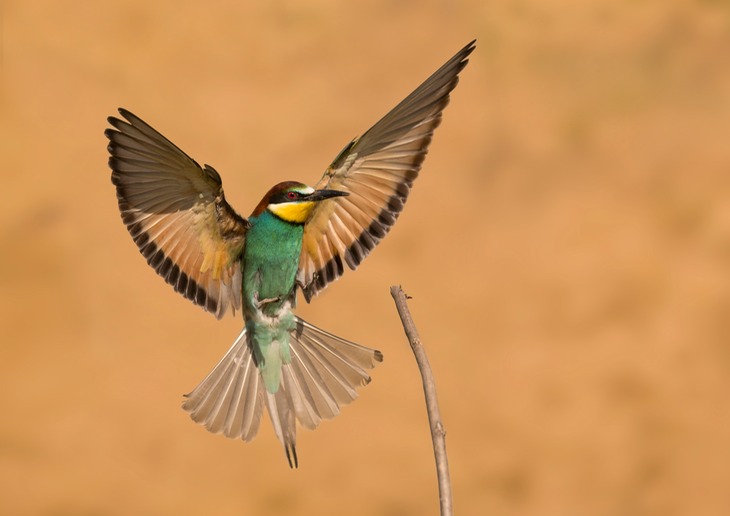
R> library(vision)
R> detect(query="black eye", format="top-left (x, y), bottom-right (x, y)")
top-left (286, 191), bottom-right (299, 201)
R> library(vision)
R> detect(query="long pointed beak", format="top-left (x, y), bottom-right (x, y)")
top-left (308, 189), bottom-right (349, 201)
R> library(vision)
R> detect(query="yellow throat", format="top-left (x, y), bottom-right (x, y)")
top-left (268, 201), bottom-right (317, 224)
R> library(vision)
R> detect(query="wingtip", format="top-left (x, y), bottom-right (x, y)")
top-left (111, 108), bottom-right (143, 128)
top-left (458, 39), bottom-right (477, 65)
top-left (106, 109), bottom-right (137, 131)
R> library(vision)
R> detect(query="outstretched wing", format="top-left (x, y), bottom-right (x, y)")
top-left (297, 40), bottom-right (476, 301)
top-left (106, 108), bottom-right (249, 319)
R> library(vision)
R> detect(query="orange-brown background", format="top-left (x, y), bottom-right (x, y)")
top-left (2, 1), bottom-right (730, 515)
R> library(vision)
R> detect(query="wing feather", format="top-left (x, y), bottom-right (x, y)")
top-left (298, 41), bottom-right (475, 300)
top-left (106, 108), bottom-right (249, 319)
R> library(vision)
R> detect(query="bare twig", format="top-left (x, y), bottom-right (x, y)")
top-left (390, 285), bottom-right (453, 516)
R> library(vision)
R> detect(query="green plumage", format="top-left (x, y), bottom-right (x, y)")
top-left (242, 210), bottom-right (303, 392)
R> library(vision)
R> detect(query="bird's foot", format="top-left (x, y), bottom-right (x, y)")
top-left (254, 292), bottom-right (282, 309)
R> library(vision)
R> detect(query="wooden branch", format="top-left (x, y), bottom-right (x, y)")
top-left (390, 285), bottom-right (453, 516)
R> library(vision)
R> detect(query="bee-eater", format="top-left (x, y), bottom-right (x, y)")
top-left (106, 40), bottom-right (475, 467)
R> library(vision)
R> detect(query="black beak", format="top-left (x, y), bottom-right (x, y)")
top-left (308, 189), bottom-right (349, 201)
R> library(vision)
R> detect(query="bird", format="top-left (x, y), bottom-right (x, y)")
top-left (105, 40), bottom-right (475, 468)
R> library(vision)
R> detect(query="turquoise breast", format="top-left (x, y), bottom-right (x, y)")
top-left (242, 210), bottom-right (304, 317)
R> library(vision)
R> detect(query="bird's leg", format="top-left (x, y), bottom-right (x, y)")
top-left (253, 291), bottom-right (282, 309)
top-left (295, 278), bottom-right (308, 291)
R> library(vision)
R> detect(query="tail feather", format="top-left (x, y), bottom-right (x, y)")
top-left (264, 388), bottom-right (298, 468)
top-left (283, 318), bottom-right (384, 428)
top-left (182, 317), bottom-right (382, 467)
top-left (182, 329), bottom-right (264, 441)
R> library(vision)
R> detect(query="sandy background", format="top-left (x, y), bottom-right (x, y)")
top-left (2, 1), bottom-right (730, 515)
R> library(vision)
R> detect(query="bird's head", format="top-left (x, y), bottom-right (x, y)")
top-left (251, 181), bottom-right (348, 224)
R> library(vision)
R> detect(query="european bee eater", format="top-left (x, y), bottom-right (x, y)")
top-left (106, 40), bottom-right (475, 467)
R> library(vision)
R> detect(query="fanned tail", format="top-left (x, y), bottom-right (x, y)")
top-left (264, 316), bottom-right (383, 467)
top-left (182, 317), bottom-right (383, 468)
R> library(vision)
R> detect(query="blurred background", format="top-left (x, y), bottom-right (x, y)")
top-left (2, 1), bottom-right (730, 515)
